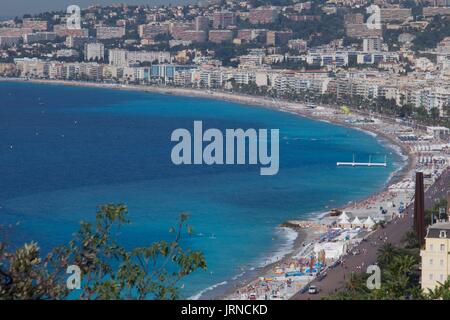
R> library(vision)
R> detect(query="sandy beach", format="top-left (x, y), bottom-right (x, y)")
top-left (2, 77), bottom-right (448, 300)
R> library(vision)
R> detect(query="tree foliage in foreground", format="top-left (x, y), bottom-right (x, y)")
top-left (0, 204), bottom-right (206, 300)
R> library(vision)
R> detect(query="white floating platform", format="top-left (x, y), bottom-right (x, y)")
top-left (336, 162), bottom-right (387, 167)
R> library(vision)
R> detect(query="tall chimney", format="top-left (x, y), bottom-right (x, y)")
top-left (414, 172), bottom-right (425, 246)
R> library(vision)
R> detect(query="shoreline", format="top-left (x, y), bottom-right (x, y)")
top-left (1, 77), bottom-right (416, 299)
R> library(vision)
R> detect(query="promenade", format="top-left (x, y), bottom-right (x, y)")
top-left (292, 167), bottom-right (450, 300)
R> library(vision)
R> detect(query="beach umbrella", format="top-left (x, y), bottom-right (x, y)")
top-left (341, 106), bottom-right (351, 114)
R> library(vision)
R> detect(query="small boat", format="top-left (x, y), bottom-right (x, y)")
top-left (329, 208), bottom-right (342, 216)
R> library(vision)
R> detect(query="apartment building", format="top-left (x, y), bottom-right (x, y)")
top-left (138, 23), bottom-right (170, 39)
top-left (212, 11), bottom-right (235, 29)
top-left (0, 36), bottom-right (21, 48)
top-left (209, 30), bottom-right (233, 43)
top-left (96, 26), bottom-right (125, 39)
top-left (22, 19), bottom-right (48, 31)
top-left (23, 32), bottom-right (57, 44)
top-left (248, 6), bottom-right (279, 24)
top-left (84, 42), bottom-right (105, 61)
top-left (421, 222), bottom-right (450, 292)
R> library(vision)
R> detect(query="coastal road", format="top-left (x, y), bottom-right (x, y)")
top-left (292, 168), bottom-right (450, 300)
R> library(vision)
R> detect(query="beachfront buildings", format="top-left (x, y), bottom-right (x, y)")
top-left (420, 222), bottom-right (450, 291)
top-left (3, 1), bottom-right (450, 124)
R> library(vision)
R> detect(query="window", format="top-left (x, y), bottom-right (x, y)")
top-left (429, 273), bottom-right (433, 281)
top-left (429, 259), bottom-right (433, 266)
top-left (441, 259), bottom-right (444, 266)
top-left (429, 244), bottom-right (434, 251)
top-left (439, 230), bottom-right (447, 238)
top-left (440, 274), bottom-right (444, 281)
top-left (440, 244), bottom-right (445, 252)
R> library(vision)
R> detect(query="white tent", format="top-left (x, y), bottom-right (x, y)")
top-left (364, 216), bottom-right (375, 229)
top-left (351, 217), bottom-right (363, 227)
top-left (313, 242), bottom-right (345, 260)
top-left (338, 218), bottom-right (351, 229)
top-left (338, 211), bottom-right (350, 222)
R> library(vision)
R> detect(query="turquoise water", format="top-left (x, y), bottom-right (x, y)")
top-left (0, 81), bottom-right (402, 298)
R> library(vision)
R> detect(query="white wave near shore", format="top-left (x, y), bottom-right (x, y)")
top-left (256, 226), bottom-right (299, 268)
top-left (189, 226), bottom-right (299, 300)
top-left (189, 281), bottom-right (228, 300)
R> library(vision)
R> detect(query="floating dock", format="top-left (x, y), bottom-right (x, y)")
top-left (337, 155), bottom-right (387, 167)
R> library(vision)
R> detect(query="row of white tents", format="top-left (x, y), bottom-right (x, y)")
top-left (412, 144), bottom-right (449, 152)
top-left (337, 211), bottom-right (376, 229)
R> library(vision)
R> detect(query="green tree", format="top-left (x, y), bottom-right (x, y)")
top-left (0, 204), bottom-right (206, 300)
top-left (427, 279), bottom-right (450, 300)
top-left (377, 243), bottom-right (399, 268)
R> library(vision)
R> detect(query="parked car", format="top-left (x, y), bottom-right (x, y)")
top-left (308, 285), bottom-right (318, 294)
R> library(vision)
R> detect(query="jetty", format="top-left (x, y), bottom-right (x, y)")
top-left (337, 155), bottom-right (387, 167)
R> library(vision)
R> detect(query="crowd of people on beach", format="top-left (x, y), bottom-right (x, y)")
top-left (223, 103), bottom-right (450, 300)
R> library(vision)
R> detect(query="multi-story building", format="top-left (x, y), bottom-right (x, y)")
top-left (237, 29), bottom-right (267, 42)
top-left (178, 30), bottom-right (207, 43)
top-left (126, 51), bottom-right (171, 64)
top-left (109, 48), bottom-right (171, 66)
top-left (150, 64), bottom-right (197, 83)
top-left (53, 25), bottom-right (89, 38)
top-left (0, 27), bottom-right (33, 37)
top-left (266, 30), bottom-right (293, 46)
top-left (212, 11), bottom-right (235, 29)
top-left (249, 6), bottom-right (279, 24)
top-left (56, 49), bottom-right (79, 58)
top-left (0, 63), bottom-right (16, 76)
top-left (288, 39), bottom-right (308, 53)
top-left (96, 26), bottom-right (125, 39)
top-left (170, 22), bottom-right (196, 39)
top-left (421, 222), bottom-right (450, 292)
top-left (209, 30), bottom-right (233, 43)
top-left (14, 58), bottom-right (46, 78)
top-left (109, 48), bottom-right (128, 67)
top-left (363, 37), bottom-right (383, 52)
top-left (65, 36), bottom-right (95, 49)
top-left (239, 54), bottom-right (264, 66)
top-left (22, 19), bottom-right (48, 31)
top-left (380, 8), bottom-right (412, 22)
top-left (195, 16), bottom-right (210, 31)
top-left (0, 36), bottom-right (21, 48)
top-left (138, 23), bottom-right (170, 39)
top-left (84, 42), bottom-right (105, 61)
top-left (123, 66), bottom-right (151, 82)
top-left (23, 32), bottom-right (57, 44)
top-left (423, 7), bottom-right (450, 17)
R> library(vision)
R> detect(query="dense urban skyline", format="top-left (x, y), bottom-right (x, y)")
top-left (0, 0), bottom-right (195, 18)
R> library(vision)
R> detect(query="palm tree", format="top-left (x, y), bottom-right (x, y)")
top-left (390, 255), bottom-right (417, 276)
top-left (427, 278), bottom-right (450, 300)
top-left (377, 243), bottom-right (398, 267)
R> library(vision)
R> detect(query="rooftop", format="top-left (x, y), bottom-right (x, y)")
top-left (427, 222), bottom-right (450, 239)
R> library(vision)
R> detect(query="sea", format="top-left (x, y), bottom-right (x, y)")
top-left (0, 81), bottom-right (404, 298)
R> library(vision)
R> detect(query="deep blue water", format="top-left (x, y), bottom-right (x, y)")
top-left (0, 81), bottom-right (402, 298)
